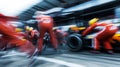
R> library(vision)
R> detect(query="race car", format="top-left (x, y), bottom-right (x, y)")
top-left (66, 25), bottom-right (120, 52)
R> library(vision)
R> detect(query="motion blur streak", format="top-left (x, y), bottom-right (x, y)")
top-left (35, 56), bottom-right (86, 67)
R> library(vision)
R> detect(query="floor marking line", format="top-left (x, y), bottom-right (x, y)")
top-left (35, 56), bottom-right (86, 67)
top-left (62, 54), bottom-right (120, 61)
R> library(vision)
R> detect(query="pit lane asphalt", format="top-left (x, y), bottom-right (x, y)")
top-left (0, 48), bottom-right (120, 67)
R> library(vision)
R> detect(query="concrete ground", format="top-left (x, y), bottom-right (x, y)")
top-left (0, 47), bottom-right (120, 67)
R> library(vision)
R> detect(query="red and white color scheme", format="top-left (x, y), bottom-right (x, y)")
top-left (82, 22), bottom-right (118, 50)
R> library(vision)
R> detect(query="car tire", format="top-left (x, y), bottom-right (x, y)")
top-left (67, 34), bottom-right (83, 52)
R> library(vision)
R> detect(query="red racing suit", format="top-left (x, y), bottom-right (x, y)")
top-left (0, 15), bottom-right (36, 55)
top-left (82, 22), bottom-right (118, 50)
top-left (37, 15), bottom-right (58, 52)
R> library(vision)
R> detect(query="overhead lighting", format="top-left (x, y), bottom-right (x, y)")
top-left (45, 7), bottom-right (64, 14)
top-left (0, 0), bottom-right (43, 16)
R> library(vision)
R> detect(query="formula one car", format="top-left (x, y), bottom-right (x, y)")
top-left (66, 25), bottom-right (120, 52)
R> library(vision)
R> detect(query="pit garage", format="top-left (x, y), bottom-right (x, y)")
top-left (0, 0), bottom-right (120, 67)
